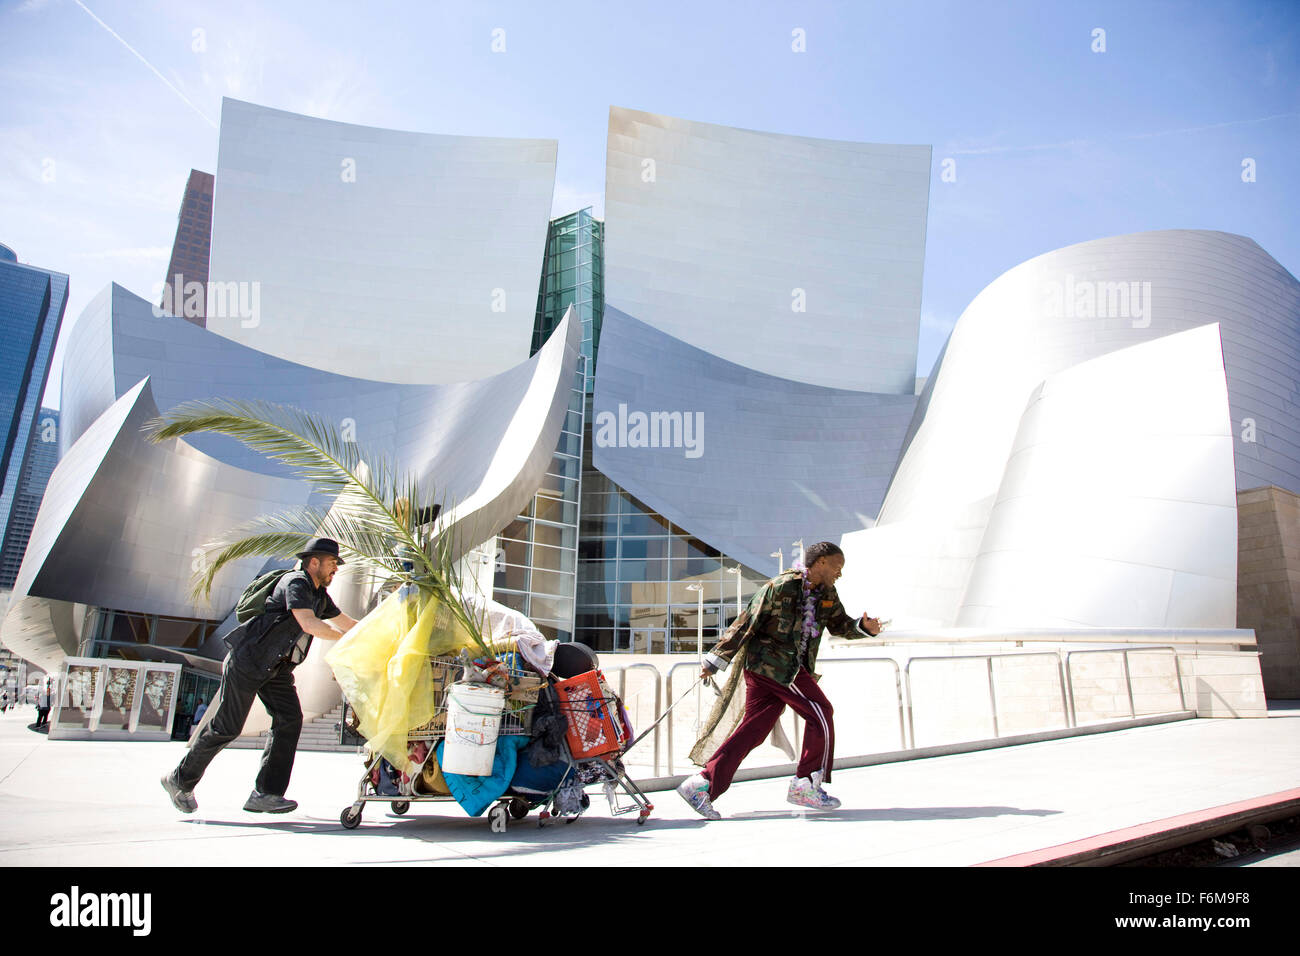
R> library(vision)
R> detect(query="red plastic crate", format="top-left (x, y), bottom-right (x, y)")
top-left (553, 669), bottom-right (628, 759)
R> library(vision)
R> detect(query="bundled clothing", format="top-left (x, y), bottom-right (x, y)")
top-left (435, 736), bottom-right (529, 816)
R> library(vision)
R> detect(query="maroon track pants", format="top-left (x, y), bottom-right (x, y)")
top-left (703, 667), bottom-right (835, 800)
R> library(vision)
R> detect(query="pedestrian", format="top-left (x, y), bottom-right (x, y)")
top-left (35, 682), bottom-right (50, 728)
top-left (161, 538), bottom-right (358, 814)
top-left (679, 541), bottom-right (882, 820)
top-left (1, 690), bottom-right (8, 713)
top-left (189, 697), bottom-right (207, 733)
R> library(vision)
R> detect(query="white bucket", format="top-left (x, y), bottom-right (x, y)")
top-left (442, 682), bottom-right (506, 776)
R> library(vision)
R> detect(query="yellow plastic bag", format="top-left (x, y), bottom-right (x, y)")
top-left (325, 587), bottom-right (480, 772)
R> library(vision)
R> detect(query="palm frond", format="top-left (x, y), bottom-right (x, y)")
top-left (154, 399), bottom-right (496, 656)
top-left (146, 399), bottom-right (439, 587)
top-left (190, 507), bottom-right (396, 602)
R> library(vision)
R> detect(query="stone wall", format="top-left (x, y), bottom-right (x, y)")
top-left (1237, 486), bottom-right (1300, 698)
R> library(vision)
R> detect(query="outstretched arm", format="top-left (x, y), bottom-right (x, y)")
top-left (824, 594), bottom-right (882, 639)
top-left (291, 608), bottom-right (356, 641)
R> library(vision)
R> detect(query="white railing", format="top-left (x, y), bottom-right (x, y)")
top-left (601, 644), bottom-right (1193, 779)
top-left (903, 650), bottom-right (1067, 747)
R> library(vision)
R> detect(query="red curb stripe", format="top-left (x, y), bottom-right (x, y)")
top-left (974, 788), bottom-right (1300, 867)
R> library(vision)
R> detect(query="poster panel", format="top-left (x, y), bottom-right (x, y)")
top-left (99, 665), bottom-right (138, 731)
top-left (55, 664), bottom-right (100, 730)
top-left (136, 668), bottom-right (177, 733)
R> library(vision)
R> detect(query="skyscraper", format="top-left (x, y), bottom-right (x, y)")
top-left (160, 170), bottom-right (215, 328)
top-left (0, 408), bottom-right (59, 589)
top-left (0, 250), bottom-right (68, 594)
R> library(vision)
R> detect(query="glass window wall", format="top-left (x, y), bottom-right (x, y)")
top-left (574, 426), bottom-right (767, 654)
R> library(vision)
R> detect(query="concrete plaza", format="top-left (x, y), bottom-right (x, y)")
top-left (1, 700), bottom-right (1296, 867)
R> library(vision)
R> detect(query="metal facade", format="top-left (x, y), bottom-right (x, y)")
top-left (593, 306), bottom-right (917, 576)
top-left (605, 106), bottom-right (929, 394)
top-left (207, 97), bottom-right (558, 385)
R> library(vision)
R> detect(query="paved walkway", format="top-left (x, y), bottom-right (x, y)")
top-left (0, 703), bottom-right (1296, 867)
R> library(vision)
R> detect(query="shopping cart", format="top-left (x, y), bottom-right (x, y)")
top-left (339, 654), bottom-right (535, 831)
top-left (338, 647), bottom-right (658, 833)
top-left (538, 668), bottom-right (654, 827)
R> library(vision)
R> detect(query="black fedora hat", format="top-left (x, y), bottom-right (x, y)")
top-left (296, 537), bottom-right (345, 565)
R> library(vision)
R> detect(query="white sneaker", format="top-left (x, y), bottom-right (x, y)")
top-left (811, 771), bottom-right (842, 809)
top-left (676, 773), bottom-right (721, 820)
top-left (787, 774), bottom-right (841, 810)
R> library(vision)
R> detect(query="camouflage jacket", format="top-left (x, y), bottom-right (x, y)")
top-left (704, 569), bottom-right (872, 686)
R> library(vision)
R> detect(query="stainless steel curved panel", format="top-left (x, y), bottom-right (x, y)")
top-left (206, 98), bottom-right (557, 385)
top-left (59, 284), bottom-right (581, 543)
top-left (18, 302), bottom-right (581, 669)
top-left (3, 379), bottom-right (308, 670)
top-left (593, 306), bottom-right (916, 575)
top-left (604, 106), bottom-right (929, 394)
top-left (841, 231), bottom-right (1298, 630)
top-left (957, 325), bottom-right (1237, 628)
top-left (882, 230), bottom-right (1300, 527)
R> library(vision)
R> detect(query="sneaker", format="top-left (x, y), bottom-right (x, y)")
top-left (676, 773), bottom-right (721, 820)
top-left (160, 773), bottom-right (197, 813)
top-left (243, 790), bottom-right (298, 813)
top-left (810, 771), bottom-right (842, 809)
top-left (787, 775), bottom-right (840, 810)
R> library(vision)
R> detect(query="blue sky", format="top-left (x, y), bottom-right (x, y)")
top-left (2, 0), bottom-right (1296, 406)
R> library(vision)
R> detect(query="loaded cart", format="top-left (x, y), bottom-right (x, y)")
top-left (339, 642), bottom-right (654, 832)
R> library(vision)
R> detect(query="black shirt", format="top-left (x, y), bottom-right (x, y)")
top-left (236, 570), bottom-right (341, 675)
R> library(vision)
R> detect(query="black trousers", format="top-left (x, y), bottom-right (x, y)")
top-left (174, 653), bottom-right (303, 796)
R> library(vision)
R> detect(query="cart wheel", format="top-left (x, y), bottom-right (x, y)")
top-left (340, 805), bottom-right (363, 829)
top-left (538, 810), bottom-right (551, 828)
top-left (390, 801), bottom-right (410, 815)
top-left (508, 797), bottom-right (530, 820)
top-left (637, 810), bottom-right (650, 826)
top-left (488, 803), bottom-right (510, 834)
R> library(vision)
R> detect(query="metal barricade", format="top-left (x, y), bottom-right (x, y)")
top-left (601, 663), bottom-right (663, 774)
top-left (602, 644), bottom-right (1189, 780)
top-left (817, 657), bottom-right (907, 752)
top-left (665, 658), bottom-right (907, 773)
top-left (665, 661), bottom-right (706, 776)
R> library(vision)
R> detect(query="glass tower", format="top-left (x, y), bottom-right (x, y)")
top-left (0, 408), bottom-right (59, 588)
top-left (528, 210), bottom-right (768, 653)
top-left (533, 207), bottom-right (603, 393)
top-left (489, 358), bottom-right (586, 643)
top-left (576, 446), bottom-right (769, 653)
top-left (487, 208), bottom-right (606, 641)
top-left (0, 255), bottom-right (69, 591)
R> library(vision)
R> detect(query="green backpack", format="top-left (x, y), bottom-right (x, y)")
top-left (235, 568), bottom-right (294, 623)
